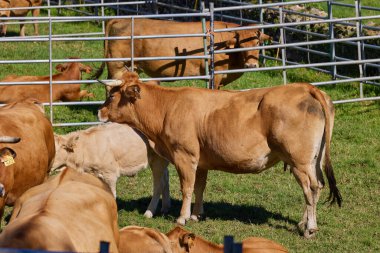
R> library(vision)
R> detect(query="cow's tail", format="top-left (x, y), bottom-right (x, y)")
top-left (308, 84), bottom-right (342, 207)
top-left (91, 19), bottom-right (118, 80)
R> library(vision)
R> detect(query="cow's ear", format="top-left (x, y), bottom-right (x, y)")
top-left (55, 64), bottom-right (66, 72)
top-left (258, 31), bottom-right (272, 44)
top-left (226, 37), bottom-right (237, 48)
top-left (125, 85), bottom-right (141, 100)
top-left (181, 233), bottom-right (195, 248)
top-left (0, 148), bottom-right (17, 166)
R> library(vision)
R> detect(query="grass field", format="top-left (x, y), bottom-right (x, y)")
top-left (1, 4), bottom-right (380, 253)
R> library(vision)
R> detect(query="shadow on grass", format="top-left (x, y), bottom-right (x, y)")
top-left (116, 197), bottom-right (298, 228)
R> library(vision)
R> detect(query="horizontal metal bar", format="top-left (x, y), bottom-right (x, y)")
top-left (52, 121), bottom-right (103, 127)
top-left (333, 96), bottom-right (380, 104)
top-left (332, 1), bottom-right (380, 12)
top-left (215, 58), bottom-right (380, 75)
top-left (215, 35), bottom-right (380, 54)
top-left (313, 76), bottom-right (380, 86)
top-left (214, 15), bottom-right (380, 33)
top-left (0, 1), bottom-right (148, 11)
top-left (214, 0), bottom-right (332, 12)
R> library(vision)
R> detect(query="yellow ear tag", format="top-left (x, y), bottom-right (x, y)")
top-left (1, 155), bottom-right (15, 166)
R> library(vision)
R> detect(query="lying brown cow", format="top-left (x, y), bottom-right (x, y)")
top-left (53, 122), bottom-right (171, 218)
top-left (0, 168), bottom-right (119, 251)
top-left (167, 226), bottom-right (288, 253)
top-left (0, 0), bottom-right (43, 36)
top-left (0, 60), bottom-right (93, 103)
top-left (92, 18), bottom-right (271, 89)
top-left (98, 72), bottom-right (342, 238)
top-left (0, 98), bottom-right (55, 223)
top-left (118, 226), bottom-right (172, 253)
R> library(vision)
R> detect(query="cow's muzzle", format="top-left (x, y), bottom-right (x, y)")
top-left (244, 63), bottom-right (259, 68)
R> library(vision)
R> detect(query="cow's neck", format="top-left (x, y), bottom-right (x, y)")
top-left (131, 84), bottom-right (169, 142)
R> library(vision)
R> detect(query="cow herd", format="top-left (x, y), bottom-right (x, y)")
top-left (0, 7), bottom-right (342, 252)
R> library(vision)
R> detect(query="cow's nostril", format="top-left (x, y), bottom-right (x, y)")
top-left (244, 63), bottom-right (258, 68)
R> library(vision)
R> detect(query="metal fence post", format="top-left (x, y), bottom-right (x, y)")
top-left (233, 242), bottom-right (243, 253)
top-left (131, 16), bottom-right (135, 72)
top-left (328, 0), bottom-right (337, 79)
top-left (99, 241), bottom-right (110, 253)
top-left (48, 0), bottom-right (53, 124)
top-left (279, 6), bottom-right (287, 85)
top-left (259, 0), bottom-right (266, 66)
top-left (355, 0), bottom-right (364, 98)
top-left (200, 1), bottom-right (209, 88)
top-left (224, 235), bottom-right (234, 253)
top-left (209, 1), bottom-right (215, 90)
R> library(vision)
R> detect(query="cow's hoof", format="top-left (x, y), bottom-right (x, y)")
top-left (297, 221), bottom-right (307, 233)
top-left (143, 210), bottom-right (153, 218)
top-left (190, 214), bottom-right (200, 222)
top-left (176, 217), bottom-right (187, 225)
top-left (304, 228), bottom-right (318, 239)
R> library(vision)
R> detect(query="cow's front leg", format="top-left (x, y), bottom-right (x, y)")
top-left (191, 168), bottom-right (208, 221)
top-left (174, 154), bottom-right (197, 225)
top-left (32, 8), bottom-right (40, 35)
top-left (19, 21), bottom-right (26, 37)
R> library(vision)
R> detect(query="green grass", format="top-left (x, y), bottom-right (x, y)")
top-left (1, 6), bottom-right (380, 253)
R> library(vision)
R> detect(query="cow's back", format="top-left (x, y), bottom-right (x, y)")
top-left (0, 101), bottom-right (55, 204)
top-left (1, 168), bottom-right (119, 251)
top-left (67, 123), bottom-right (151, 177)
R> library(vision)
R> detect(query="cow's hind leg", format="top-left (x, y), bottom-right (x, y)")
top-left (292, 163), bottom-right (321, 238)
top-left (32, 8), bottom-right (40, 35)
top-left (191, 169), bottom-right (208, 221)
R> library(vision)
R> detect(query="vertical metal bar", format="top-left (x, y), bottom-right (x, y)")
top-left (233, 243), bottom-right (243, 253)
top-left (328, 0), bottom-right (336, 79)
top-left (200, 1), bottom-right (209, 88)
top-left (58, 0), bottom-right (62, 15)
top-left (48, 0), bottom-right (53, 123)
top-left (131, 17), bottom-right (135, 72)
top-left (209, 1), bottom-right (215, 90)
top-left (224, 236), bottom-right (234, 253)
top-left (99, 241), bottom-right (110, 253)
top-left (355, 0), bottom-right (364, 98)
top-left (239, 0), bottom-right (243, 25)
top-left (101, 0), bottom-right (105, 35)
top-left (279, 6), bottom-right (287, 84)
top-left (259, 0), bottom-right (266, 66)
top-left (116, 0), bottom-right (120, 16)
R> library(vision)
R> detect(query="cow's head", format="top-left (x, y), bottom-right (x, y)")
top-left (52, 134), bottom-right (73, 171)
top-left (56, 62), bottom-right (93, 74)
top-left (225, 26), bottom-right (272, 68)
top-left (0, 136), bottom-right (20, 199)
top-left (98, 72), bottom-right (159, 124)
top-left (0, 0), bottom-right (11, 19)
top-left (167, 226), bottom-right (197, 253)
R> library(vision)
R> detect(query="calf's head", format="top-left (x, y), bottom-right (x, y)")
top-left (226, 26), bottom-right (272, 69)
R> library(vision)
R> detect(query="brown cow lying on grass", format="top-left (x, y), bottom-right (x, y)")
top-left (0, 0), bottom-right (43, 36)
top-left (167, 226), bottom-right (288, 253)
top-left (92, 18), bottom-right (271, 89)
top-left (0, 60), bottom-right (94, 103)
top-left (0, 98), bottom-right (55, 223)
top-left (53, 122), bottom-right (171, 218)
top-left (117, 225), bottom-right (288, 253)
top-left (98, 72), bottom-right (342, 238)
top-left (0, 168), bottom-right (119, 251)
top-left (118, 226), bottom-right (172, 253)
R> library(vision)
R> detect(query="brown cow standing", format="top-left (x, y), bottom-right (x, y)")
top-left (0, 0), bottom-right (43, 36)
top-left (0, 168), bottom-right (119, 251)
top-left (0, 60), bottom-right (93, 103)
top-left (98, 72), bottom-right (342, 238)
top-left (167, 226), bottom-right (288, 253)
top-left (92, 18), bottom-right (271, 89)
top-left (0, 98), bottom-right (55, 223)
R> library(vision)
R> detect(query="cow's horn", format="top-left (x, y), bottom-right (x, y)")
top-left (97, 79), bottom-right (123, 87)
top-left (0, 136), bottom-right (21, 143)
